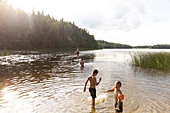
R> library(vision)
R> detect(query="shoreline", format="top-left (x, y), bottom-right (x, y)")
top-left (1, 48), bottom-right (170, 56)
top-left (0, 48), bottom-right (100, 56)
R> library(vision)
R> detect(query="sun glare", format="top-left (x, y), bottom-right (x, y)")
top-left (2, 87), bottom-right (17, 100)
top-left (1, 87), bottom-right (33, 112)
top-left (7, 0), bottom-right (35, 12)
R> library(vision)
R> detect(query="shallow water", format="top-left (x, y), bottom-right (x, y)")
top-left (0, 49), bottom-right (169, 113)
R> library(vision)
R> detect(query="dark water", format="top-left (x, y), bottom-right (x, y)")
top-left (0, 49), bottom-right (169, 113)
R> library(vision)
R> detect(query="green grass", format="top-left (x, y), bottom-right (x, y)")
top-left (130, 52), bottom-right (170, 71)
top-left (0, 50), bottom-right (11, 56)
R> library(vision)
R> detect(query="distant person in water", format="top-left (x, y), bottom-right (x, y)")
top-left (80, 59), bottom-right (84, 68)
top-left (76, 48), bottom-right (79, 60)
top-left (84, 69), bottom-right (102, 109)
top-left (105, 81), bottom-right (124, 113)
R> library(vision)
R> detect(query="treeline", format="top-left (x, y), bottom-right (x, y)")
top-left (97, 40), bottom-right (170, 49)
top-left (97, 40), bottom-right (132, 49)
top-left (133, 46), bottom-right (151, 49)
top-left (0, 1), bottom-right (98, 50)
top-left (133, 44), bottom-right (170, 49)
top-left (152, 44), bottom-right (170, 49)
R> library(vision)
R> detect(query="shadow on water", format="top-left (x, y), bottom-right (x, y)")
top-left (0, 51), bottom-right (96, 112)
top-left (0, 52), bottom-right (96, 86)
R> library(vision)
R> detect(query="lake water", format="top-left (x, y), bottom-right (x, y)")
top-left (0, 49), bottom-right (170, 113)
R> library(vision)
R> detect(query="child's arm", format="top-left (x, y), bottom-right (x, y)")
top-left (104, 86), bottom-right (115, 93)
top-left (96, 78), bottom-right (101, 85)
top-left (84, 77), bottom-right (89, 92)
top-left (105, 89), bottom-right (114, 92)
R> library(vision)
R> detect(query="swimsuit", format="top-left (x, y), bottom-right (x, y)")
top-left (89, 88), bottom-right (96, 99)
top-left (113, 88), bottom-right (124, 112)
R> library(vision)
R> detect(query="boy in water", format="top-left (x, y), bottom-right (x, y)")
top-left (84, 69), bottom-right (102, 109)
top-left (80, 59), bottom-right (84, 68)
top-left (76, 48), bottom-right (79, 60)
top-left (105, 81), bottom-right (124, 113)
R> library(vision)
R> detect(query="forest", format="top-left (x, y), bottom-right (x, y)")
top-left (97, 40), bottom-right (132, 49)
top-left (133, 44), bottom-right (170, 49)
top-left (151, 44), bottom-right (170, 49)
top-left (0, 1), bottom-right (98, 50)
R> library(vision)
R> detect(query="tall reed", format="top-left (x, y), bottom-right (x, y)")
top-left (0, 50), bottom-right (10, 56)
top-left (130, 52), bottom-right (170, 71)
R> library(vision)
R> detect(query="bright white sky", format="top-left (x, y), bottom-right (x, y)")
top-left (7, 0), bottom-right (170, 46)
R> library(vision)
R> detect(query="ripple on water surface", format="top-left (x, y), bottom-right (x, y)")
top-left (0, 49), bottom-right (170, 112)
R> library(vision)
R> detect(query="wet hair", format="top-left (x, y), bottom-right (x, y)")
top-left (93, 69), bottom-right (98, 74)
top-left (115, 81), bottom-right (122, 87)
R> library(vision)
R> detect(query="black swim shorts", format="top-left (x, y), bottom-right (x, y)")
top-left (89, 88), bottom-right (96, 99)
top-left (114, 101), bottom-right (123, 112)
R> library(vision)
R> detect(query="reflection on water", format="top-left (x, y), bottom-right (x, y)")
top-left (0, 49), bottom-right (170, 113)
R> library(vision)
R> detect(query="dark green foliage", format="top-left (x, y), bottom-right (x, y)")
top-left (97, 40), bottom-right (132, 49)
top-left (133, 46), bottom-right (152, 48)
top-left (0, 1), bottom-right (98, 50)
top-left (152, 44), bottom-right (170, 49)
top-left (133, 45), bottom-right (170, 49)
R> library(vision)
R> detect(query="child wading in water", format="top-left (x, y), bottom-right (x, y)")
top-left (76, 48), bottom-right (79, 60)
top-left (80, 59), bottom-right (84, 68)
top-left (84, 69), bottom-right (102, 109)
top-left (105, 81), bottom-right (124, 113)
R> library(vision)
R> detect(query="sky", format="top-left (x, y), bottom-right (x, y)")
top-left (7, 0), bottom-right (170, 46)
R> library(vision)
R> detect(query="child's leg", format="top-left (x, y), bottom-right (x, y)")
top-left (92, 98), bottom-right (95, 108)
top-left (114, 103), bottom-right (118, 113)
top-left (115, 108), bottom-right (117, 113)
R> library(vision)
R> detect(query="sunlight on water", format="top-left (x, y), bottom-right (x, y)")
top-left (1, 87), bottom-right (33, 113)
top-left (88, 93), bottom-right (108, 104)
top-left (2, 87), bottom-right (17, 100)
top-left (0, 49), bottom-right (170, 113)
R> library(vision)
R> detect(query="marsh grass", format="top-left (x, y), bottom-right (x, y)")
top-left (130, 52), bottom-right (170, 71)
top-left (0, 50), bottom-right (10, 56)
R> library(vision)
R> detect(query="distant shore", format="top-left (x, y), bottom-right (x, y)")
top-left (97, 40), bottom-right (170, 49)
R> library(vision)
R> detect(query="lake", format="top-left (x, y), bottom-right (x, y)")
top-left (0, 49), bottom-right (170, 113)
